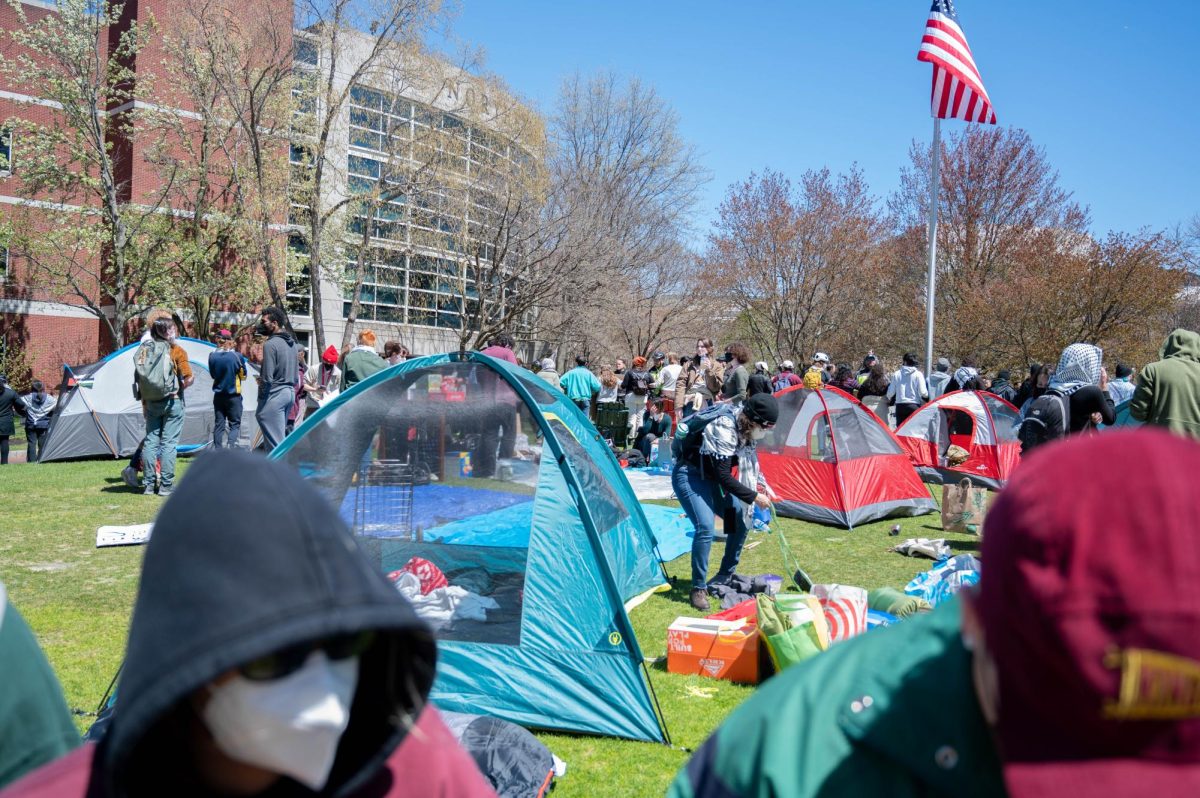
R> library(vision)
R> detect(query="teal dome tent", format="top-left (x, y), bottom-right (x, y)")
top-left (271, 352), bottom-right (671, 742)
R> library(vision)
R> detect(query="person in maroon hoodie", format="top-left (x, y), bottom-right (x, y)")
top-left (0, 450), bottom-right (495, 798)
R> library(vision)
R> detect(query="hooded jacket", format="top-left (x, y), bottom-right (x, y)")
top-left (261, 331), bottom-right (298, 392)
top-left (2, 450), bottom-right (493, 798)
top-left (0, 584), bottom-right (79, 789)
top-left (1130, 328), bottom-right (1200, 440)
top-left (886, 366), bottom-right (928, 406)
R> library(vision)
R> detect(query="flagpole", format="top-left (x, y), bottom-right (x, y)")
top-left (924, 116), bottom-right (941, 378)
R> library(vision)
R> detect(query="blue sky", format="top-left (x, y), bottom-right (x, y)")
top-left (437, 1), bottom-right (1199, 239)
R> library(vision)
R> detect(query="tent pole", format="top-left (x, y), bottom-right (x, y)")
top-left (924, 117), bottom-right (941, 378)
top-left (66, 363), bottom-right (120, 458)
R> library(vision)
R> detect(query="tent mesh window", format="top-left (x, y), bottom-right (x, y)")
top-left (283, 362), bottom-right (538, 647)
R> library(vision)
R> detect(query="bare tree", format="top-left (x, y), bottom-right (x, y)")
top-left (706, 167), bottom-right (885, 365)
top-left (289, 0), bottom-right (448, 351)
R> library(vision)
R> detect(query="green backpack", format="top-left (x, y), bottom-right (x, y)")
top-left (134, 340), bottom-right (178, 401)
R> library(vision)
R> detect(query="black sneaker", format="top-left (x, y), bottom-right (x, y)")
top-left (689, 589), bottom-right (711, 611)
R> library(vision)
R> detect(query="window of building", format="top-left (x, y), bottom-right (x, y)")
top-left (0, 126), bottom-right (11, 174)
top-left (294, 37), bottom-right (318, 67)
top-left (343, 248), bottom-right (408, 324)
top-left (0, 246), bottom-right (8, 282)
top-left (285, 234), bottom-right (312, 317)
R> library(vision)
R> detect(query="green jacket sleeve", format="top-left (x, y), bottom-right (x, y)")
top-left (0, 596), bottom-right (81, 789)
top-left (1129, 369), bottom-right (1153, 422)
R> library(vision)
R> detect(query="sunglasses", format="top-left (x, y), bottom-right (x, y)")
top-left (239, 631), bottom-right (376, 682)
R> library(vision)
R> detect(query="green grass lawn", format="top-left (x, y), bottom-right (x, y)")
top-left (0, 459), bottom-right (977, 797)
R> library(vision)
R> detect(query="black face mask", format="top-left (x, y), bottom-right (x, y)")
top-left (255, 321), bottom-right (271, 337)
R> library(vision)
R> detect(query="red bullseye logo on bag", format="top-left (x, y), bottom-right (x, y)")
top-left (813, 584), bottom-right (867, 642)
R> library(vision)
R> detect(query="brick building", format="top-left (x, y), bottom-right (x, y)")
top-left (1, 0), bottom-right (539, 387)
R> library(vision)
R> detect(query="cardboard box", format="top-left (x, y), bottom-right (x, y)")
top-left (667, 616), bottom-right (760, 684)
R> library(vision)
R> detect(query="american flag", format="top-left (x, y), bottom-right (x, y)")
top-left (917, 0), bottom-right (996, 124)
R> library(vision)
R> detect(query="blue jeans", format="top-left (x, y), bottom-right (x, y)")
top-left (143, 397), bottom-right (185, 490)
top-left (673, 462), bottom-right (750, 590)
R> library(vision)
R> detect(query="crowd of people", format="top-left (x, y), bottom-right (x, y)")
top-left (3, 320), bottom-right (1200, 796)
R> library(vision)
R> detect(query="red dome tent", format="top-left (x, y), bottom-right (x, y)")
top-left (758, 386), bottom-right (937, 528)
top-left (894, 390), bottom-right (1021, 490)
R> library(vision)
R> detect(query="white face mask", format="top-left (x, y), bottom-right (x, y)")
top-left (202, 651), bottom-right (359, 791)
top-left (751, 427), bottom-right (769, 441)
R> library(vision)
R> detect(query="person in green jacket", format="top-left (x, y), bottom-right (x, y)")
top-left (1129, 328), bottom-right (1200, 440)
top-left (341, 329), bottom-right (388, 391)
top-left (0, 582), bottom-right (80, 788)
top-left (670, 429), bottom-right (1200, 798)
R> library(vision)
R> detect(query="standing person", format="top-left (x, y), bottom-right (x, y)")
top-left (135, 319), bottom-right (193, 496)
top-left (0, 581), bottom-right (80, 788)
top-left (2, 451), bottom-right (495, 798)
top-left (253, 306), bottom-right (297, 453)
top-left (655, 352), bottom-right (683, 413)
top-left (561, 355), bottom-right (602, 413)
top-left (855, 353), bottom-right (877, 385)
top-left (748, 361), bottom-right (774, 397)
top-left (772, 360), bottom-right (803, 392)
top-left (597, 365), bottom-right (619, 404)
top-left (382, 341), bottom-right (407, 366)
top-left (207, 330), bottom-right (246, 450)
top-left (649, 351), bottom-right (666, 387)
top-left (928, 357), bottom-right (952, 399)
top-left (669, 430), bottom-right (1200, 798)
top-left (476, 333), bottom-right (520, 478)
top-left (1107, 363), bottom-right (1136, 406)
top-left (621, 356), bottom-right (654, 440)
top-left (828, 364), bottom-right (859, 393)
top-left (675, 339), bottom-right (722, 423)
top-left (945, 356), bottom-right (978, 393)
top-left (341, 330), bottom-right (386, 391)
top-left (886, 353), bottom-right (928, 426)
top-left (0, 374), bottom-right (22, 465)
top-left (719, 343), bottom-right (752, 406)
top-left (989, 369), bottom-right (1018, 404)
top-left (1052, 343), bottom-right (1115, 432)
top-left (1018, 365), bottom-right (1052, 418)
top-left (1013, 363), bottom-right (1041, 409)
top-left (808, 352), bottom-right (831, 385)
top-left (633, 397), bottom-right (673, 463)
top-left (20, 381), bottom-right (55, 463)
top-left (304, 345), bottom-right (342, 412)
top-left (534, 358), bottom-right (561, 390)
top-left (671, 394), bottom-right (778, 611)
top-left (856, 363), bottom-right (890, 400)
top-left (1130, 328), bottom-right (1200, 439)
top-left (285, 349), bottom-right (308, 435)
top-left (613, 357), bottom-right (627, 403)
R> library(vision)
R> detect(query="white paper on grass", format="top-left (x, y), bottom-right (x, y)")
top-left (96, 523), bottom-right (153, 548)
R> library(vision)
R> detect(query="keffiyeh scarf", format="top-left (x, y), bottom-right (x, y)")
top-left (1050, 343), bottom-right (1103, 396)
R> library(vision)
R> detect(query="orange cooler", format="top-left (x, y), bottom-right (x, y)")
top-left (666, 616), bottom-right (760, 684)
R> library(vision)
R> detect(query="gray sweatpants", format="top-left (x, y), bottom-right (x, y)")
top-left (256, 385), bottom-right (293, 452)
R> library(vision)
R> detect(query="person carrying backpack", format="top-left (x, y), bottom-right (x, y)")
top-left (134, 318), bottom-right (193, 496)
top-left (671, 394), bottom-right (779, 611)
top-left (620, 356), bottom-right (653, 441)
top-left (1020, 343), bottom-right (1114, 455)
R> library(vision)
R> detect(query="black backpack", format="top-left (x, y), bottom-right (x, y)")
top-left (671, 404), bottom-right (736, 462)
top-left (631, 370), bottom-right (650, 396)
top-left (1019, 391), bottom-right (1070, 455)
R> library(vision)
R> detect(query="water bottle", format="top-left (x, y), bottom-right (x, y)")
top-left (650, 439), bottom-right (659, 464)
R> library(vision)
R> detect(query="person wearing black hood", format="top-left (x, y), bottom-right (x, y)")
top-left (19, 381), bottom-right (56, 463)
top-left (2, 449), bottom-right (495, 798)
top-left (254, 306), bottom-right (298, 452)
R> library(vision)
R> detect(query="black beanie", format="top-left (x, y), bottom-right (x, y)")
top-left (743, 393), bottom-right (779, 426)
